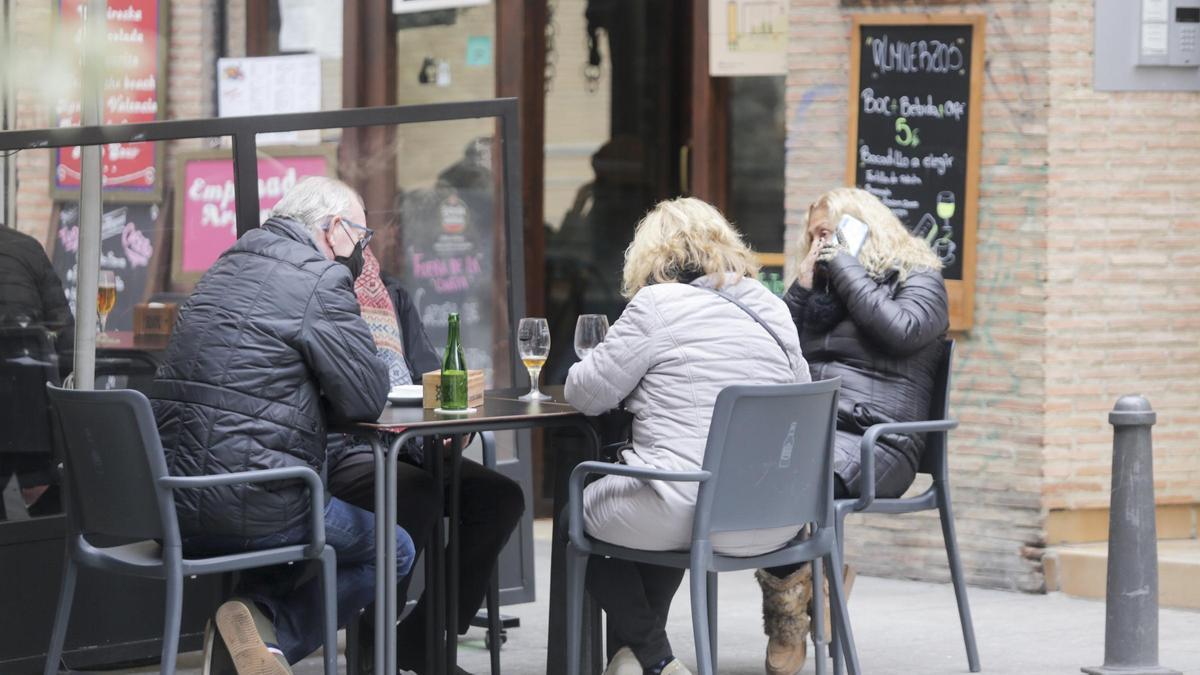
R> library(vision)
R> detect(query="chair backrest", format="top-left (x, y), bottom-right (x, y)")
top-left (45, 384), bottom-right (177, 544)
top-left (693, 378), bottom-right (840, 538)
top-left (917, 339), bottom-right (955, 476)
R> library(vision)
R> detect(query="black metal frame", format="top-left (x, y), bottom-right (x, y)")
top-left (0, 98), bottom-right (527, 386)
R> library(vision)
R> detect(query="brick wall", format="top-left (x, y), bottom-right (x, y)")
top-left (224, 0), bottom-right (245, 59)
top-left (8, 0), bottom-right (216, 245)
top-left (1044, 0), bottom-right (1200, 511)
top-left (786, 0), bottom-right (1051, 591)
top-left (11, 0), bottom-right (54, 243)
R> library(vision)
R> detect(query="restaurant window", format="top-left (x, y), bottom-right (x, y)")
top-left (541, 0), bottom-right (686, 388)
top-left (727, 75), bottom-right (787, 292)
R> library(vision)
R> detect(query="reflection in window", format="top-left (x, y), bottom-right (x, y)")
top-left (0, 226), bottom-right (72, 521)
top-left (728, 76), bottom-right (786, 254)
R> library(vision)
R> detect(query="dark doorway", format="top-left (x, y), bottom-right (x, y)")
top-left (543, 0), bottom-right (690, 387)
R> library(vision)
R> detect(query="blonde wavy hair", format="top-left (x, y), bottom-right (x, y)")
top-left (621, 197), bottom-right (759, 299)
top-left (800, 187), bottom-right (942, 282)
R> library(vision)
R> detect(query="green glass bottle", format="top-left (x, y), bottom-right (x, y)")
top-left (440, 312), bottom-right (468, 410)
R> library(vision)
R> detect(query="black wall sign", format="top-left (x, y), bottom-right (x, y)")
top-left (50, 202), bottom-right (163, 333)
top-left (849, 19), bottom-right (980, 282)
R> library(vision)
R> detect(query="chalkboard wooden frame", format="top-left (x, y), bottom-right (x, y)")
top-left (846, 13), bottom-right (985, 332)
top-left (169, 144), bottom-right (338, 290)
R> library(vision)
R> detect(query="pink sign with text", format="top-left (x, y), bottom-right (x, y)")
top-left (179, 154), bottom-right (331, 272)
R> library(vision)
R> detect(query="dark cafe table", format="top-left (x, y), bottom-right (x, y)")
top-left (338, 385), bottom-right (606, 675)
top-left (93, 329), bottom-right (171, 352)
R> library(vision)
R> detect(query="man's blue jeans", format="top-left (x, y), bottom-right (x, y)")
top-left (183, 497), bottom-right (415, 664)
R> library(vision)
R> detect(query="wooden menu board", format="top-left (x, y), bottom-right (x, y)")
top-left (847, 14), bottom-right (984, 331)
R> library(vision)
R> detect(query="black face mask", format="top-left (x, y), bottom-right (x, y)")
top-left (335, 240), bottom-right (365, 280)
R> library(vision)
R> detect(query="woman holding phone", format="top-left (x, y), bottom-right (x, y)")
top-left (756, 187), bottom-right (949, 675)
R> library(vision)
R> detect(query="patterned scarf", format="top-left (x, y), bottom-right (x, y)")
top-left (354, 248), bottom-right (412, 387)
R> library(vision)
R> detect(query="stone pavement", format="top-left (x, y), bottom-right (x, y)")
top-left (133, 520), bottom-right (1198, 675)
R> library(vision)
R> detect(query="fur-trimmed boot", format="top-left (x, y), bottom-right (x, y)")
top-left (756, 567), bottom-right (812, 675)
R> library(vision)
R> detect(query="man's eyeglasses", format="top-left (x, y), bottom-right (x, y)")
top-left (331, 217), bottom-right (374, 247)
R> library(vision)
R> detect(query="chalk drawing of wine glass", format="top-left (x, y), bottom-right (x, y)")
top-left (936, 191), bottom-right (955, 230)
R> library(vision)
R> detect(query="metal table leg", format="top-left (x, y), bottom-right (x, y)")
top-left (383, 430), bottom-right (425, 675)
top-left (447, 433), bottom-right (464, 670)
top-left (428, 435), bottom-right (448, 675)
top-left (370, 435), bottom-right (387, 675)
top-left (547, 422), bottom-right (604, 675)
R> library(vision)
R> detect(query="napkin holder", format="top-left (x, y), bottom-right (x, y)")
top-left (133, 302), bottom-right (178, 337)
top-left (422, 369), bottom-right (485, 409)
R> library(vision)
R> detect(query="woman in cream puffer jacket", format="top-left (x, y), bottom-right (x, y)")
top-left (565, 197), bottom-right (809, 675)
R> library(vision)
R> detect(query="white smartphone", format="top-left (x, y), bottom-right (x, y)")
top-left (835, 214), bottom-right (870, 257)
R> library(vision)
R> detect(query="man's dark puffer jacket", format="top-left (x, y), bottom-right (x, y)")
top-left (0, 227), bottom-right (72, 331)
top-left (784, 253), bottom-right (948, 499)
top-left (152, 217), bottom-right (389, 537)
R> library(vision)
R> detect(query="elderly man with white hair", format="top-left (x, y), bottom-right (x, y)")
top-left (152, 176), bottom-right (413, 675)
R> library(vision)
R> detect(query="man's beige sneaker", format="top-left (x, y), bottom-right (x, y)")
top-left (602, 646), bottom-right (643, 675)
top-left (658, 658), bottom-right (693, 675)
top-left (214, 600), bottom-right (291, 675)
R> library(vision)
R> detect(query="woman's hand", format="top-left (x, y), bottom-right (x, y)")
top-left (799, 235), bottom-right (843, 288)
top-left (816, 237), bottom-right (842, 264)
top-left (797, 237), bottom-right (823, 289)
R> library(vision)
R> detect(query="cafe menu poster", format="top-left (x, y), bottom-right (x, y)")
top-left (708, 0), bottom-right (788, 76)
top-left (217, 55), bottom-right (322, 146)
top-left (847, 15), bottom-right (984, 330)
top-left (53, 0), bottom-right (165, 201)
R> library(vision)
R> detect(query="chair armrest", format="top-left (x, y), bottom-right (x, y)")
top-left (854, 418), bottom-right (958, 512)
top-left (160, 467), bottom-right (326, 556)
top-left (567, 460), bottom-right (711, 550)
top-left (480, 431), bottom-right (497, 469)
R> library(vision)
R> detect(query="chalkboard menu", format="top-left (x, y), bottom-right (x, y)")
top-left (847, 15), bottom-right (984, 330)
top-left (50, 202), bottom-right (165, 333)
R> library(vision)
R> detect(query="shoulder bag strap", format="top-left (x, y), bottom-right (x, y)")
top-left (698, 285), bottom-right (793, 369)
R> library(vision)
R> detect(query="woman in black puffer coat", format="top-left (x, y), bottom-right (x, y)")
top-left (756, 187), bottom-right (949, 675)
top-left (787, 190), bottom-right (949, 500)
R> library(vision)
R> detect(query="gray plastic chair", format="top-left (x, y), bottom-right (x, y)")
top-left (564, 378), bottom-right (860, 675)
top-left (42, 384), bottom-right (338, 675)
top-left (826, 339), bottom-right (980, 674)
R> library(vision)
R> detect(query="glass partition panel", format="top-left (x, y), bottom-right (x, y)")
top-left (257, 121), bottom-right (510, 388)
top-left (90, 138), bottom-right (236, 392)
top-left (1, 148), bottom-right (72, 523)
top-left (0, 136), bottom-right (239, 525)
top-left (256, 119), bottom-right (517, 460)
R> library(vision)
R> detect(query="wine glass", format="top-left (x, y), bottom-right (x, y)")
top-left (517, 317), bottom-right (551, 401)
top-left (574, 314), bottom-right (609, 360)
top-left (97, 271), bottom-right (117, 343)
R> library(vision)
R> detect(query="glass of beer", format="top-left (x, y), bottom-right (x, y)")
top-left (517, 317), bottom-right (551, 401)
top-left (97, 271), bottom-right (117, 342)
